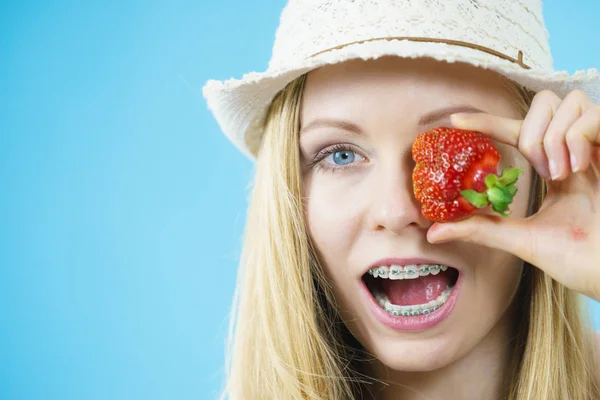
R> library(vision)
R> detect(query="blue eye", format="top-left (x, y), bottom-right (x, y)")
top-left (328, 149), bottom-right (356, 165)
top-left (309, 144), bottom-right (366, 173)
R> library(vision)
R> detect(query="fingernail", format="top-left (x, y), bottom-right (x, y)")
top-left (570, 153), bottom-right (579, 172)
top-left (429, 234), bottom-right (449, 244)
top-left (538, 166), bottom-right (551, 180)
top-left (428, 225), bottom-right (444, 243)
top-left (549, 159), bottom-right (559, 180)
top-left (451, 113), bottom-right (472, 121)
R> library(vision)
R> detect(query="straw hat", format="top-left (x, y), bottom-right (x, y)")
top-left (202, 0), bottom-right (600, 160)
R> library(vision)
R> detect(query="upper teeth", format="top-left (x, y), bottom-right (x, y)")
top-left (368, 264), bottom-right (449, 280)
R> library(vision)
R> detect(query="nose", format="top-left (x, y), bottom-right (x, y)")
top-left (367, 158), bottom-right (433, 234)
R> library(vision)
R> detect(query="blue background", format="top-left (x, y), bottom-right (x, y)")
top-left (2, 0), bottom-right (599, 399)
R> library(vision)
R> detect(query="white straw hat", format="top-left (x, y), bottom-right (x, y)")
top-left (202, 0), bottom-right (600, 160)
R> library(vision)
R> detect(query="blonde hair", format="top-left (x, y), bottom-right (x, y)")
top-left (219, 71), bottom-right (600, 399)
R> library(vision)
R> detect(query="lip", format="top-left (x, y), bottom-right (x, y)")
top-left (359, 269), bottom-right (463, 332)
top-left (360, 257), bottom-right (463, 332)
top-left (361, 257), bottom-right (462, 278)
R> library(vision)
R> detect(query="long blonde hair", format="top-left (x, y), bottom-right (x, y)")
top-left (219, 71), bottom-right (600, 399)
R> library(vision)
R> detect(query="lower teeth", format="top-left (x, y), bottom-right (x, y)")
top-left (374, 285), bottom-right (454, 317)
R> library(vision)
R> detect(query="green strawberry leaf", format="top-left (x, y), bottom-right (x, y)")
top-left (498, 167), bottom-right (522, 186)
top-left (485, 166), bottom-right (522, 217)
top-left (492, 202), bottom-right (509, 215)
top-left (485, 174), bottom-right (498, 189)
top-left (488, 187), bottom-right (512, 204)
top-left (460, 189), bottom-right (489, 208)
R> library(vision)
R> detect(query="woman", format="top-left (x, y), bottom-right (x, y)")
top-left (203, 1), bottom-right (600, 398)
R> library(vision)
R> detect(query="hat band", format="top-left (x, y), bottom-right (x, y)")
top-left (309, 36), bottom-right (531, 70)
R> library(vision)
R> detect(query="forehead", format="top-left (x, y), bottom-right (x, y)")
top-left (301, 57), bottom-right (519, 122)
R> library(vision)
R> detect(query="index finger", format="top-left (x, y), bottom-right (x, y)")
top-left (451, 111), bottom-right (555, 179)
top-left (450, 112), bottom-right (523, 147)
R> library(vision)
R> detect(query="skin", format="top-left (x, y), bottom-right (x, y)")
top-left (432, 97), bottom-right (600, 303)
top-left (299, 57), bottom-right (533, 399)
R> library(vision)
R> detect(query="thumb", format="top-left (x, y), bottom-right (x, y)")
top-left (427, 214), bottom-right (533, 261)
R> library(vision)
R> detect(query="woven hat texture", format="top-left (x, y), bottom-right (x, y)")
top-left (203, 0), bottom-right (600, 160)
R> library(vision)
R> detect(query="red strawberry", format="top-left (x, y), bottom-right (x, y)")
top-left (412, 127), bottom-right (522, 222)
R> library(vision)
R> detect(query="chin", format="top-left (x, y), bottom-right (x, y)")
top-left (364, 332), bottom-right (464, 372)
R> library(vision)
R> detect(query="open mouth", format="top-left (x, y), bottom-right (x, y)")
top-left (362, 264), bottom-right (459, 317)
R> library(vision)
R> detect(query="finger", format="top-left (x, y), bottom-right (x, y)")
top-left (565, 104), bottom-right (600, 173)
top-left (589, 148), bottom-right (600, 192)
top-left (451, 90), bottom-right (562, 180)
top-left (518, 90), bottom-right (562, 180)
top-left (450, 112), bottom-right (522, 147)
top-left (593, 148), bottom-right (600, 179)
top-left (544, 90), bottom-right (593, 180)
top-left (593, 147), bottom-right (600, 173)
top-left (427, 214), bottom-right (537, 264)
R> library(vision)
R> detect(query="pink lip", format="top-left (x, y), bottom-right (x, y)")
top-left (359, 262), bottom-right (463, 332)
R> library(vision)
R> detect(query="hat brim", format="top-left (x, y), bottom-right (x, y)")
top-left (203, 39), bottom-right (600, 160)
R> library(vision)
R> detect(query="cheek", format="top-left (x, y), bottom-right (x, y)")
top-left (485, 253), bottom-right (523, 298)
top-left (304, 180), bottom-right (366, 336)
top-left (303, 174), bottom-right (365, 274)
top-left (306, 184), bottom-right (357, 253)
top-left (470, 249), bottom-right (524, 331)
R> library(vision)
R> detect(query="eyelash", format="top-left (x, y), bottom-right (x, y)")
top-left (308, 143), bottom-right (366, 174)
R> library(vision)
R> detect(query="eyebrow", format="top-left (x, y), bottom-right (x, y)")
top-left (299, 104), bottom-right (484, 136)
top-left (300, 118), bottom-right (363, 136)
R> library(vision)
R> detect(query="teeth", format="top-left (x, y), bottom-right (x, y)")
top-left (378, 266), bottom-right (389, 279)
top-left (384, 300), bottom-right (394, 313)
top-left (404, 265), bottom-right (418, 279)
top-left (368, 264), bottom-right (451, 279)
top-left (388, 265), bottom-right (403, 280)
top-left (372, 286), bottom-right (454, 316)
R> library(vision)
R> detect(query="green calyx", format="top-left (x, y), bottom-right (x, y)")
top-left (459, 167), bottom-right (523, 216)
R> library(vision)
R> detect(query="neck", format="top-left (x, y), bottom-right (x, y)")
top-left (365, 303), bottom-right (519, 400)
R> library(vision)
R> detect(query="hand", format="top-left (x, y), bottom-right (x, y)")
top-left (427, 90), bottom-right (600, 301)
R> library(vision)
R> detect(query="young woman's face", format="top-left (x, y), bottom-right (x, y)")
top-left (300, 57), bottom-right (532, 372)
